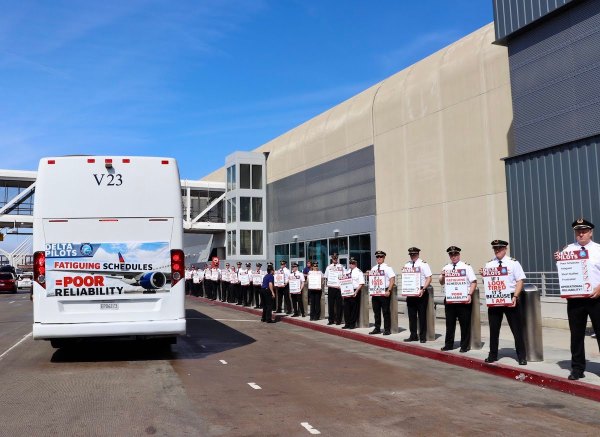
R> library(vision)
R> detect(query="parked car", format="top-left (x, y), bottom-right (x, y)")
top-left (0, 272), bottom-right (17, 293)
top-left (17, 274), bottom-right (33, 290)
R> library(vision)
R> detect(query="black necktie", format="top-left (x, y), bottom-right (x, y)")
top-left (411, 261), bottom-right (415, 268)
top-left (452, 263), bottom-right (456, 271)
top-left (498, 260), bottom-right (502, 269)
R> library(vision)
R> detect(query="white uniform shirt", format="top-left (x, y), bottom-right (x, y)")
top-left (403, 258), bottom-right (432, 287)
top-left (277, 267), bottom-right (291, 285)
top-left (347, 266), bottom-right (366, 290)
top-left (289, 270), bottom-right (305, 286)
top-left (185, 269), bottom-right (192, 280)
top-left (369, 262), bottom-right (396, 288)
top-left (484, 255), bottom-right (526, 295)
top-left (230, 268), bottom-right (239, 284)
top-left (251, 269), bottom-right (266, 285)
top-left (191, 269), bottom-right (201, 283)
top-left (441, 260), bottom-right (477, 283)
top-left (562, 241), bottom-right (600, 291)
top-left (325, 263), bottom-right (344, 288)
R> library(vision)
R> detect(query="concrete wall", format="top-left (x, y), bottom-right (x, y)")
top-left (202, 23), bottom-right (514, 274)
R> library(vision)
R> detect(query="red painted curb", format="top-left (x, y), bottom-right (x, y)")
top-left (190, 296), bottom-right (600, 403)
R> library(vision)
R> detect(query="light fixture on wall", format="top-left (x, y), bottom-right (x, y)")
top-left (333, 229), bottom-right (340, 236)
top-left (292, 235), bottom-right (299, 241)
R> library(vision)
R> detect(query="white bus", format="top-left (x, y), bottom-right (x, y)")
top-left (32, 156), bottom-right (186, 348)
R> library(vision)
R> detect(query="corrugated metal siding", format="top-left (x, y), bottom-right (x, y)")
top-left (493, 0), bottom-right (575, 41)
top-left (506, 135), bottom-right (600, 272)
top-left (508, 0), bottom-right (600, 156)
top-left (267, 146), bottom-right (375, 233)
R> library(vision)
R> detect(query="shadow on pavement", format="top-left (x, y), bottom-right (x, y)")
top-left (50, 308), bottom-right (256, 363)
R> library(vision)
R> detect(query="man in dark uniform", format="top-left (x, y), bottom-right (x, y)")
top-left (554, 218), bottom-right (600, 380)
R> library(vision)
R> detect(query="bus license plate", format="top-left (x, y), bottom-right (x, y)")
top-left (100, 303), bottom-right (119, 310)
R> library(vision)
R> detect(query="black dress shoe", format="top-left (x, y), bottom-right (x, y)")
top-left (404, 337), bottom-right (418, 342)
top-left (383, 331), bottom-right (391, 336)
top-left (441, 346), bottom-right (452, 351)
top-left (336, 322), bottom-right (342, 325)
top-left (484, 356), bottom-right (498, 363)
top-left (518, 359), bottom-right (527, 365)
top-left (369, 329), bottom-right (381, 335)
top-left (420, 339), bottom-right (426, 343)
top-left (291, 314), bottom-right (299, 317)
top-left (327, 321), bottom-right (334, 325)
top-left (341, 325), bottom-right (350, 329)
top-left (568, 371), bottom-right (585, 380)
top-left (459, 347), bottom-right (470, 353)
top-left (348, 326), bottom-right (356, 330)
top-left (266, 320), bottom-right (276, 323)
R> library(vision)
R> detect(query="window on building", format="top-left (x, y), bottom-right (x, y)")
top-left (231, 198), bottom-right (236, 223)
top-left (290, 241), bottom-right (305, 258)
top-left (329, 237), bottom-right (348, 256)
top-left (226, 165), bottom-right (236, 191)
top-left (226, 166), bottom-right (232, 192)
top-left (252, 230), bottom-right (263, 255)
top-left (275, 244), bottom-right (290, 267)
top-left (306, 239), bottom-right (328, 273)
top-left (231, 230), bottom-right (237, 255)
top-left (240, 197), bottom-right (251, 222)
top-left (251, 197), bottom-right (263, 222)
top-left (240, 164), bottom-right (251, 189)
top-left (349, 234), bottom-right (371, 272)
top-left (252, 165), bottom-right (262, 189)
top-left (240, 230), bottom-right (251, 255)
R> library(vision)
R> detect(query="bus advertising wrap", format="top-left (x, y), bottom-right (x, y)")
top-left (45, 242), bottom-right (171, 297)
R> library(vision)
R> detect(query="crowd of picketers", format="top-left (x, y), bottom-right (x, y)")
top-left (186, 218), bottom-right (600, 381)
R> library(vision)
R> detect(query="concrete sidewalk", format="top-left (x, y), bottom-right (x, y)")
top-left (191, 296), bottom-right (600, 402)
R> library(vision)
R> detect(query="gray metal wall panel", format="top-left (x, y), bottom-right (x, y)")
top-left (266, 146), bottom-right (375, 234)
top-left (493, 0), bottom-right (575, 41)
top-left (508, 0), bottom-right (600, 157)
top-left (506, 135), bottom-right (600, 272)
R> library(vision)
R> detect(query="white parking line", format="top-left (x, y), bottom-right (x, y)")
top-left (219, 360), bottom-right (228, 365)
top-left (0, 332), bottom-right (32, 361)
top-left (248, 382), bottom-right (261, 390)
top-left (301, 422), bottom-right (321, 435)
top-left (8, 301), bottom-right (15, 304)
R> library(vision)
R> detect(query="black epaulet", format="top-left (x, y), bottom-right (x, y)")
top-left (562, 245), bottom-right (569, 251)
top-left (488, 258), bottom-right (495, 262)
top-left (511, 257), bottom-right (517, 261)
top-left (422, 260), bottom-right (428, 263)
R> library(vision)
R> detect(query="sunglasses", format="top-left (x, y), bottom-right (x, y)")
top-left (375, 255), bottom-right (384, 258)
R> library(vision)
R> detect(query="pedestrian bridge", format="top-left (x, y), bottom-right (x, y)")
top-left (0, 169), bottom-right (226, 234)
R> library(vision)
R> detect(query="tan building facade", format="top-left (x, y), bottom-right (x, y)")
top-left (204, 23), bottom-right (513, 273)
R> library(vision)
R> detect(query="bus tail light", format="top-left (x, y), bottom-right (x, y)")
top-left (34, 251), bottom-right (46, 289)
top-left (170, 249), bottom-right (184, 287)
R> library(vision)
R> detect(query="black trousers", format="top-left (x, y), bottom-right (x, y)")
top-left (254, 285), bottom-right (262, 308)
top-left (407, 290), bottom-right (428, 339)
top-left (444, 301), bottom-right (472, 349)
top-left (241, 285), bottom-right (251, 305)
top-left (488, 303), bottom-right (526, 360)
top-left (204, 280), bottom-right (213, 299)
top-left (185, 279), bottom-right (192, 295)
top-left (277, 285), bottom-right (291, 313)
top-left (372, 295), bottom-right (391, 332)
top-left (220, 282), bottom-right (228, 301)
top-left (198, 281), bottom-right (204, 297)
top-left (328, 287), bottom-right (343, 323)
top-left (567, 297), bottom-right (600, 372)
top-left (309, 290), bottom-right (322, 320)
top-left (216, 280), bottom-right (222, 300)
top-left (343, 291), bottom-right (361, 328)
top-left (291, 292), bottom-right (304, 316)
top-left (261, 289), bottom-right (274, 322)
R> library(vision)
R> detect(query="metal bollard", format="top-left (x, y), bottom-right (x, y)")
top-left (391, 284), bottom-right (399, 333)
top-left (469, 288), bottom-right (483, 350)
top-left (358, 288), bottom-right (370, 328)
top-left (521, 284), bottom-right (544, 362)
top-left (302, 282), bottom-right (308, 317)
top-left (426, 285), bottom-right (435, 341)
top-left (320, 280), bottom-right (326, 320)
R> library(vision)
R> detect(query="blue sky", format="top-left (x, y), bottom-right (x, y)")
top-left (1, 0), bottom-right (493, 180)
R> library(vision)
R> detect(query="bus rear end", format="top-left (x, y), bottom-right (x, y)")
top-left (32, 156), bottom-right (186, 346)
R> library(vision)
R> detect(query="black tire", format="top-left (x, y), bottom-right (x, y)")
top-left (50, 339), bottom-right (71, 349)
